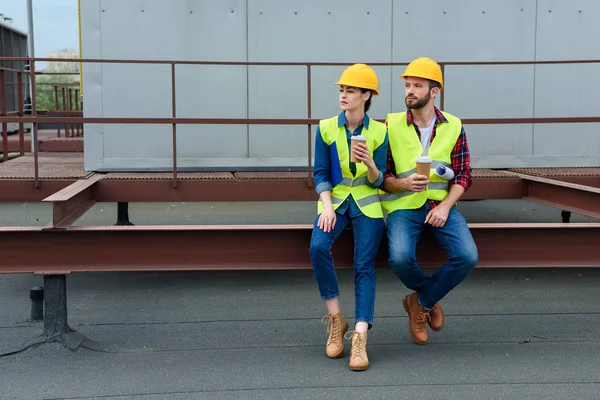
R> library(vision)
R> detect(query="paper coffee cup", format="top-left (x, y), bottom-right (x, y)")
top-left (350, 135), bottom-right (367, 163)
top-left (415, 155), bottom-right (432, 176)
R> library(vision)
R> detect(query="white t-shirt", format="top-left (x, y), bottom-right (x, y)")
top-left (419, 118), bottom-right (436, 155)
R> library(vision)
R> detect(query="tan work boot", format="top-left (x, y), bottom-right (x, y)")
top-left (346, 331), bottom-right (369, 371)
top-left (428, 303), bottom-right (444, 332)
top-left (321, 312), bottom-right (348, 358)
top-left (402, 292), bottom-right (430, 345)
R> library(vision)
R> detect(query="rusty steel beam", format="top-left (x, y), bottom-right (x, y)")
top-left (0, 180), bottom-right (76, 202)
top-left (93, 179), bottom-right (319, 202)
top-left (3, 116), bottom-right (600, 125)
top-left (464, 177), bottom-right (524, 200)
top-left (91, 177), bottom-right (520, 202)
top-left (43, 174), bottom-right (104, 228)
top-left (1, 56), bottom-right (599, 66)
top-left (0, 223), bottom-right (599, 274)
top-left (509, 173), bottom-right (600, 219)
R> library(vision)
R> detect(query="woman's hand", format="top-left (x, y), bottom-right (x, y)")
top-left (318, 207), bottom-right (337, 233)
top-left (352, 143), bottom-right (374, 168)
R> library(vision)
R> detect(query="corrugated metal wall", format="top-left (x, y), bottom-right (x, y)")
top-left (0, 22), bottom-right (28, 133)
top-left (82, 0), bottom-right (600, 171)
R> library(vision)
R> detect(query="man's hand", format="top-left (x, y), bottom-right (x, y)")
top-left (318, 207), bottom-right (337, 233)
top-left (402, 173), bottom-right (430, 192)
top-left (425, 203), bottom-right (451, 228)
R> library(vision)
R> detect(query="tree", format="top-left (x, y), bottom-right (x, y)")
top-left (35, 74), bottom-right (79, 111)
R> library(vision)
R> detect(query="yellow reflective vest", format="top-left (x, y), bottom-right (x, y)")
top-left (317, 116), bottom-right (387, 219)
top-left (379, 111), bottom-right (461, 213)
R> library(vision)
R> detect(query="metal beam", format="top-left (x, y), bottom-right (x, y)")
top-left (91, 177), bottom-right (521, 203)
top-left (94, 179), bottom-right (319, 202)
top-left (0, 223), bottom-right (599, 274)
top-left (509, 173), bottom-right (600, 219)
top-left (0, 180), bottom-right (76, 202)
top-left (43, 174), bottom-right (103, 228)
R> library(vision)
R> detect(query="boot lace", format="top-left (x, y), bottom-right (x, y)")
top-left (416, 311), bottom-right (431, 324)
top-left (322, 313), bottom-right (341, 344)
top-left (345, 331), bottom-right (366, 359)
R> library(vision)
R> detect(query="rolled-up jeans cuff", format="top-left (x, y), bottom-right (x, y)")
top-left (321, 293), bottom-right (339, 301)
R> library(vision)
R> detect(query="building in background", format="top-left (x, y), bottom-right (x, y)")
top-left (46, 49), bottom-right (79, 73)
top-left (0, 16), bottom-right (29, 133)
top-left (79, 1), bottom-right (600, 172)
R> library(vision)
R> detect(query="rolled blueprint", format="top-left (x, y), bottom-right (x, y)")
top-left (434, 165), bottom-right (455, 180)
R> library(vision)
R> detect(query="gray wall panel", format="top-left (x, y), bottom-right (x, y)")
top-left (444, 65), bottom-right (535, 119)
top-left (99, 0), bottom-right (247, 61)
top-left (534, 64), bottom-right (600, 117)
top-left (248, 0), bottom-right (392, 62)
top-left (81, 0), bottom-right (600, 171)
top-left (309, 66), bottom-right (348, 120)
top-left (248, 125), bottom-right (313, 159)
top-left (81, 1), bottom-right (103, 171)
top-left (175, 65), bottom-right (247, 118)
top-left (466, 124), bottom-right (534, 158)
top-left (533, 123), bottom-right (600, 156)
top-left (101, 64), bottom-right (171, 118)
top-left (177, 125), bottom-right (248, 159)
top-left (103, 124), bottom-right (171, 159)
top-left (392, 0), bottom-right (537, 62)
top-left (536, 0), bottom-right (599, 60)
top-left (248, 66), bottom-right (307, 118)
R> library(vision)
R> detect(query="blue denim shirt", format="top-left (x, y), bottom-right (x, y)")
top-left (314, 112), bottom-right (388, 217)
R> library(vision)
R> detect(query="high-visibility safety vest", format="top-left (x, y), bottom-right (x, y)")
top-left (379, 111), bottom-right (461, 213)
top-left (317, 116), bottom-right (387, 219)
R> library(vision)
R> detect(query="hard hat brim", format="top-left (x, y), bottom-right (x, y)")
top-left (334, 81), bottom-right (379, 96)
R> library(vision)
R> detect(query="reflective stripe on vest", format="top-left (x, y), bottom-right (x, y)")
top-left (379, 111), bottom-right (461, 212)
top-left (317, 115), bottom-right (386, 219)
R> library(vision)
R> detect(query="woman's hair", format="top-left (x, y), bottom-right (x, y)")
top-left (360, 89), bottom-right (373, 113)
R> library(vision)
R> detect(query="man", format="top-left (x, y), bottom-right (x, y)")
top-left (380, 57), bottom-right (478, 345)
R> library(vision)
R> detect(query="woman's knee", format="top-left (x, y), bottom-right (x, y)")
top-left (309, 239), bottom-right (329, 258)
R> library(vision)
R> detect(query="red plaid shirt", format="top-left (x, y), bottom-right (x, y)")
top-left (383, 107), bottom-right (472, 209)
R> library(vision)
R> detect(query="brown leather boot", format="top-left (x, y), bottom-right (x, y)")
top-left (346, 331), bottom-right (369, 371)
top-left (402, 292), bottom-right (430, 345)
top-left (428, 303), bottom-right (444, 332)
top-left (321, 312), bottom-right (348, 358)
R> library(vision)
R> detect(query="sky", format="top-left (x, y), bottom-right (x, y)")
top-left (0, 0), bottom-right (79, 57)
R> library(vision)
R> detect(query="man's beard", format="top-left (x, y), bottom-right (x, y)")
top-left (405, 92), bottom-right (430, 110)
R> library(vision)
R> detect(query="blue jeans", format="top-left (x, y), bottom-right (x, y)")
top-left (309, 211), bottom-right (384, 327)
top-left (386, 203), bottom-right (478, 310)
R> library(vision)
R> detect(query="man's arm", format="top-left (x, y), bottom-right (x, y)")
top-left (425, 125), bottom-right (472, 227)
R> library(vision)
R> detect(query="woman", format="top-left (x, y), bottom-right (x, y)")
top-left (309, 64), bottom-right (388, 371)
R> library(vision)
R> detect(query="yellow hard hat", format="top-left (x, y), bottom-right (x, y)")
top-left (400, 57), bottom-right (444, 89)
top-left (335, 64), bottom-right (379, 95)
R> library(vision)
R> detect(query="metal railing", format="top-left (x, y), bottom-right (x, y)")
top-left (1, 57), bottom-right (600, 189)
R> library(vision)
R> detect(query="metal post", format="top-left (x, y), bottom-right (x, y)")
top-left (439, 63), bottom-right (445, 111)
top-left (17, 72), bottom-right (25, 155)
top-left (30, 286), bottom-right (44, 321)
top-left (54, 85), bottom-right (61, 137)
top-left (171, 63), bottom-right (178, 188)
top-left (116, 202), bottom-right (134, 226)
top-left (306, 64), bottom-right (312, 188)
top-left (27, 0), bottom-right (36, 154)
top-left (31, 60), bottom-right (39, 188)
top-left (43, 275), bottom-right (69, 337)
top-left (0, 70), bottom-right (7, 162)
